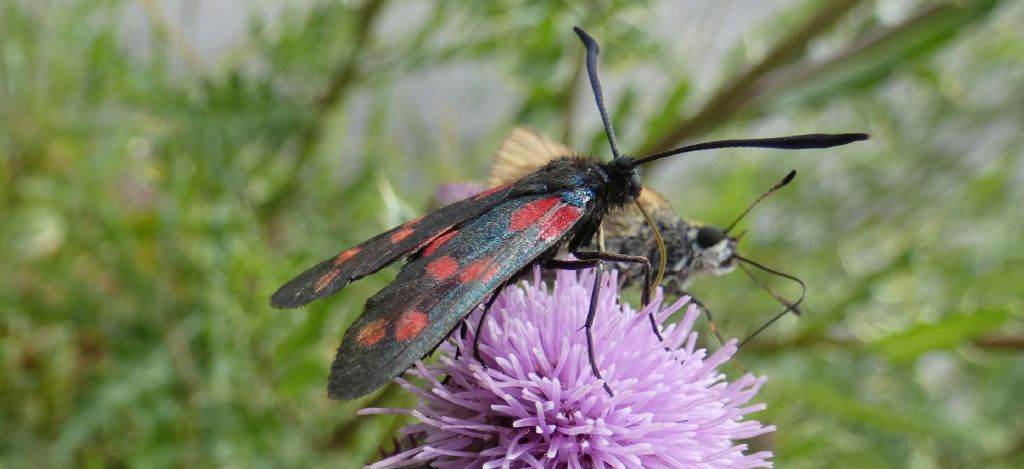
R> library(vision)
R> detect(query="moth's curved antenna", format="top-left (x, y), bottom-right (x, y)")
top-left (725, 170), bottom-right (797, 234)
top-left (735, 255), bottom-right (807, 349)
top-left (635, 200), bottom-right (667, 294)
top-left (634, 133), bottom-right (869, 166)
top-left (573, 27), bottom-right (623, 161)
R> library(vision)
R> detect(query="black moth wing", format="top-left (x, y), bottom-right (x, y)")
top-left (270, 184), bottom-right (514, 308)
top-left (327, 186), bottom-right (595, 399)
top-left (490, 127), bottom-right (676, 225)
top-left (490, 127), bottom-right (700, 292)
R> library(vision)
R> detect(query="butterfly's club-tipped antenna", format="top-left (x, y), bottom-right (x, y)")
top-left (574, 27), bottom-right (624, 161)
top-left (725, 170), bottom-right (797, 234)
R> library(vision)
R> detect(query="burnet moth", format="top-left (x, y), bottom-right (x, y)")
top-left (489, 128), bottom-right (809, 347)
top-left (270, 27), bottom-right (868, 400)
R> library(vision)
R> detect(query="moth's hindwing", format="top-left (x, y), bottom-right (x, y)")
top-left (489, 127), bottom-right (576, 186)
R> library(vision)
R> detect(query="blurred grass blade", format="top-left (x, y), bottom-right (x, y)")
top-left (797, 381), bottom-right (966, 442)
top-left (639, 0), bottom-right (864, 155)
top-left (760, 0), bottom-right (1002, 109)
top-left (640, 0), bottom-right (1001, 158)
top-left (872, 308), bottom-right (1009, 362)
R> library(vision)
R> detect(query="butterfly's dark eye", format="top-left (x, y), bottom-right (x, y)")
top-left (696, 226), bottom-right (726, 248)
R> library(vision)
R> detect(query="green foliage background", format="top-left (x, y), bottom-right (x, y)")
top-left (2, 0), bottom-right (1022, 467)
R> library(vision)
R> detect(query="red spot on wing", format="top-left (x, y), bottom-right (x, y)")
top-left (356, 319), bottom-right (388, 347)
top-left (390, 226), bottom-right (415, 243)
top-left (313, 269), bottom-right (341, 293)
top-left (426, 256), bottom-right (458, 280)
top-left (421, 230), bottom-right (457, 257)
top-left (334, 247), bottom-right (361, 265)
top-left (474, 183), bottom-right (511, 200)
top-left (395, 310), bottom-right (429, 342)
top-left (510, 197), bottom-right (560, 231)
top-left (460, 256), bottom-right (498, 283)
top-left (540, 205), bottom-right (583, 240)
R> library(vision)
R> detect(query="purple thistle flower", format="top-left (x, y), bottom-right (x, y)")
top-left (433, 182), bottom-right (488, 207)
top-left (361, 268), bottom-right (775, 468)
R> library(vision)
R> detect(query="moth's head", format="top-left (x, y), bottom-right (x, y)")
top-left (600, 157), bottom-right (642, 204)
top-left (689, 225), bottom-right (738, 275)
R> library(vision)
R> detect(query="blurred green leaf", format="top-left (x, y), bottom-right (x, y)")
top-left (872, 308), bottom-right (1009, 362)
top-left (794, 380), bottom-right (966, 442)
top-left (764, 0), bottom-right (1002, 109)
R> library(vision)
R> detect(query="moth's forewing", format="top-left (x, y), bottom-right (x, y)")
top-left (327, 188), bottom-right (595, 399)
top-left (270, 184), bottom-right (514, 308)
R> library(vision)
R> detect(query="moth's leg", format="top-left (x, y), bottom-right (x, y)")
top-left (439, 283), bottom-right (509, 386)
top-left (429, 321), bottom-right (464, 360)
top-left (471, 280), bottom-right (511, 366)
top-left (573, 251), bottom-right (652, 305)
top-left (679, 291), bottom-right (727, 348)
top-left (435, 322), bottom-right (467, 365)
top-left (543, 258), bottom-right (614, 397)
top-left (436, 320), bottom-right (465, 386)
top-left (572, 250), bottom-right (660, 340)
top-left (679, 290), bottom-right (747, 373)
